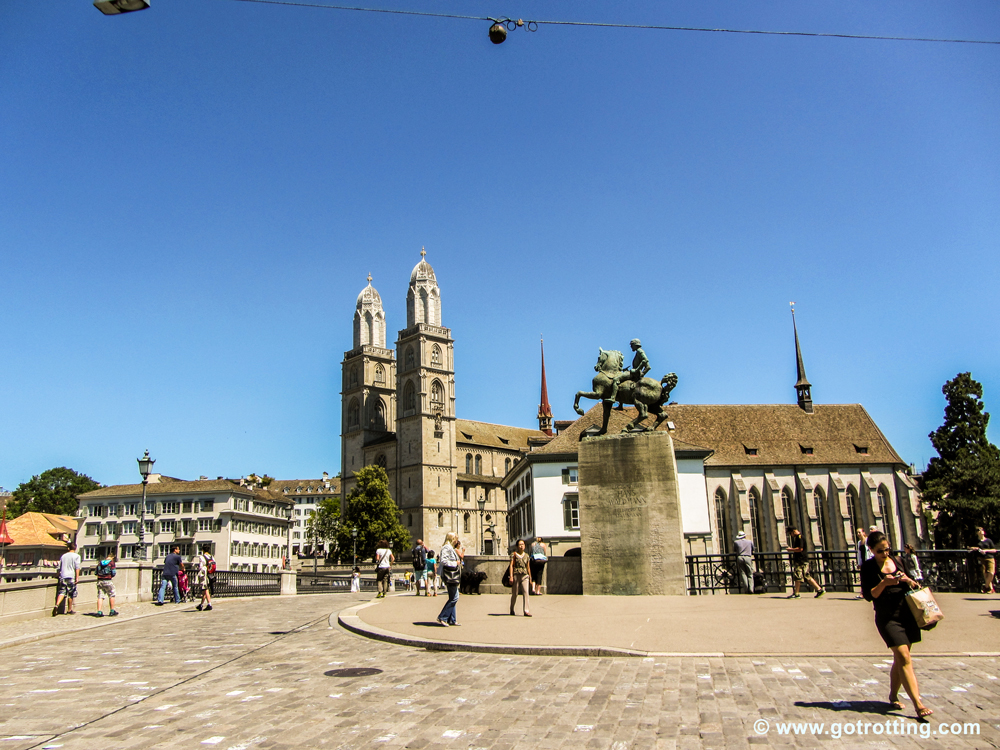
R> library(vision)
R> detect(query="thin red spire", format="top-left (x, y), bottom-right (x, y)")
top-left (0, 508), bottom-right (12, 546)
top-left (538, 337), bottom-right (553, 435)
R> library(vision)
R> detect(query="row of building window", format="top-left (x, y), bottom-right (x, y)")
top-left (229, 541), bottom-right (285, 559)
top-left (715, 483), bottom-right (897, 553)
top-left (230, 519), bottom-right (286, 536)
top-left (86, 500), bottom-right (215, 517)
top-left (347, 346), bottom-right (446, 389)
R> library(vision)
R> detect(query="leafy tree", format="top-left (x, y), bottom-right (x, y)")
top-left (9, 467), bottom-right (101, 517)
top-left (305, 496), bottom-right (342, 559)
top-left (338, 465), bottom-right (410, 562)
top-left (920, 373), bottom-right (1000, 547)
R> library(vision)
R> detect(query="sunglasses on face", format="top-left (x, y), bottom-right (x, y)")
top-left (873, 545), bottom-right (891, 555)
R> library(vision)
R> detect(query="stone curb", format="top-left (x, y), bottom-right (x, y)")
top-left (338, 599), bottom-right (1000, 659)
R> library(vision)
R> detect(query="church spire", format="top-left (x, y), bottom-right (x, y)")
top-left (790, 302), bottom-right (813, 413)
top-left (538, 336), bottom-right (553, 435)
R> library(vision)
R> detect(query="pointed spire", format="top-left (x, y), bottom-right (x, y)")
top-left (790, 303), bottom-right (813, 413)
top-left (538, 336), bottom-right (553, 435)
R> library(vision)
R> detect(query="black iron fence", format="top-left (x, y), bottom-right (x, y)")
top-left (685, 550), bottom-right (985, 595)
top-left (151, 568), bottom-right (281, 600)
top-left (297, 572), bottom-right (379, 593)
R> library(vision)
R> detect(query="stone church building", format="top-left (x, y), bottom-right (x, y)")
top-left (340, 252), bottom-right (545, 553)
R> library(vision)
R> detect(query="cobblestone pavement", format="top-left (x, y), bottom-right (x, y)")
top-left (0, 594), bottom-right (997, 749)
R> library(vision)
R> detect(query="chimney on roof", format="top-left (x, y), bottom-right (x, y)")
top-left (790, 303), bottom-right (813, 413)
top-left (199, 475), bottom-right (208, 480)
top-left (537, 336), bottom-right (553, 436)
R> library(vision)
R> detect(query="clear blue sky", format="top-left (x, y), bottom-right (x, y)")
top-left (2, 1), bottom-right (998, 490)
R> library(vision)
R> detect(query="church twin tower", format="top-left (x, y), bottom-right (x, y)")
top-left (341, 251), bottom-right (458, 542)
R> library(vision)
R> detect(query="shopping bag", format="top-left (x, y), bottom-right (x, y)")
top-left (905, 586), bottom-right (944, 630)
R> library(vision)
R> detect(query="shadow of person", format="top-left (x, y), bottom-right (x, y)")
top-left (795, 700), bottom-right (893, 715)
top-left (414, 621), bottom-right (448, 627)
top-left (990, 610), bottom-right (1000, 619)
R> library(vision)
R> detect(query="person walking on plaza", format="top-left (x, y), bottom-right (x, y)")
top-left (53, 542), bottom-right (81, 616)
top-left (424, 548), bottom-right (437, 596)
top-left (901, 544), bottom-right (924, 585)
top-left (94, 552), bottom-right (118, 617)
top-left (411, 539), bottom-right (427, 596)
top-left (529, 537), bottom-right (548, 596)
top-left (509, 539), bottom-right (532, 616)
top-left (861, 530), bottom-right (933, 720)
top-left (194, 545), bottom-right (215, 611)
top-left (436, 533), bottom-right (461, 626)
top-left (970, 527), bottom-right (996, 594)
top-left (787, 527), bottom-right (824, 598)
top-left (156, 546), bottom-right (184, 605)
top-left (854, 529), bottom-right (873, 599)
top-left (374, 540), bottom-right (394, 598)
top-left (733, 530), bottom-right (754, 594)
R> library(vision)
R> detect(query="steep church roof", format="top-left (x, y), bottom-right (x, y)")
top-left (533, 403), bottom-right (905, 467)
top-left (455, 419), bottom-right (544, 451)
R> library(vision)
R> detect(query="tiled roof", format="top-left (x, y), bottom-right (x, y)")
top-left (455, 419), bottom-right (544, 450)
top-left (79, 479), bottom-right (251, 499)
top-left (533, 403), bottom-right (905, 466)
top-left (3, 512), bottom-right (79, 549)
top-left (456, 473), bottom-right (504, 486)
top-left (267, 478), bottom-right (341, 496)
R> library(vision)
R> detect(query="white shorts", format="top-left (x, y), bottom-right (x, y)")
top-left (97, 579), bottom-right (116, 598)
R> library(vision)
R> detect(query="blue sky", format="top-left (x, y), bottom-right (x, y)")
top-left (2, 1), bottom-right (998, 490)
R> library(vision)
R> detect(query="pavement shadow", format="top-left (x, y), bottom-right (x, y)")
top-left (414, 621), bottom-right (448, 628)
top-left (990, 610), bottom-right (1000, 619)
top-left (795, 701), bottom-right (893, 716)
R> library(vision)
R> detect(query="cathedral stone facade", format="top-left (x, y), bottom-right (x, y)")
top-left (341, 252), bottom-right (543, 554)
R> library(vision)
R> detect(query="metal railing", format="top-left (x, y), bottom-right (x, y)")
top-left (685, 549), bottom-right (986, 595)
top-left (151, 568), bottom-right (281, 599)
top-left (297, 572), bottom-right (378, 593)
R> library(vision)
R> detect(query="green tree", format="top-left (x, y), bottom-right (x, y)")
top-left (920, 373), bottom-right (1000, 547)
top-left (305, 496), bottom-right (342, 559)
top-left (338, 465), bottom-right (410, 562)
top-left (9, 467), bottom-right (101, 517)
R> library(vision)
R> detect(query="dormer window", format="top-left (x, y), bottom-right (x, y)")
top-left (743, 445), bottom-right (758, 456)
top-left (800, 445), bottom-right (814, 456)
top-left (854, 445), bottom-right (869, 455)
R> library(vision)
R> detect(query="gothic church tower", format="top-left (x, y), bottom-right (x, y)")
top-left (341, 275), bottom-right (397, 497)
top-left (395, 250), bottom-right (456, 543)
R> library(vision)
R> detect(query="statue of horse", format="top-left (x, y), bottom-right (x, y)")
top-left (573, 348), bottom-right (678, 435)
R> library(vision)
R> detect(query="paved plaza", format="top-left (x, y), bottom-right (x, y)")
top-left (0, 593), bottom-right (997, 749)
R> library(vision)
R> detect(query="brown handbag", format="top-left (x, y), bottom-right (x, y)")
top-left (905, 586), bottom-right (944, 630)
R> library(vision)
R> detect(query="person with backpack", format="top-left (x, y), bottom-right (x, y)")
top-left (156, 545), bottom-right (185, 605)
top-left (411, 539), bottom-right (427, 596)
top-left (94, 552), bottom-right (118, 617)
top-left (374, 540), bottom-right (394, 598)
top-left (194, 545), bottom-right (216, 611)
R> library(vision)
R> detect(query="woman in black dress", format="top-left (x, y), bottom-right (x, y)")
top-left (860, 531), bottom-right (933, 719)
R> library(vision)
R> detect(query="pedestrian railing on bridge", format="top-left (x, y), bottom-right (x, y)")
top-left (685, 549), bottom-right (983, 595)
top-left (151, 568), bottom-right (281, 599)
top-left (297, 572), bottom-right (378, 593)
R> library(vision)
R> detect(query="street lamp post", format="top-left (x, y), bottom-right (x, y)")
top-left (477, 496), bottom-right (487, 555)
top-left (351, 526), bottom-right (358, 567)
top-left (135, 450), bottom-right (155, 561)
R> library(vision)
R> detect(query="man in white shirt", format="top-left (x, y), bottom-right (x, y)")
top-left (53, 542), bottom-right (82, 616)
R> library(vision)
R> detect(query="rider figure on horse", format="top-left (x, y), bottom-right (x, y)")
top-left (608, 338), bottom-right (650, 404)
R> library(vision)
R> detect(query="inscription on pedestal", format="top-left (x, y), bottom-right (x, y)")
top-left (579, 431), bottom-right (686, 596)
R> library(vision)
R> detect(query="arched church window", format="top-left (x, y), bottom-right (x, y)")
top-left (404, 380), bottom-right (416, 412)
top-left (407, 513), bottom-right (412, 527)
top-left (437, 512), bottom-right (444, 527)
top-left (374, 365), bottom-right (385, 384)
top-left (372, 399), bottom-right (386, 431)
top-left (846, 485), bottom-right (862, 541)
top-left (405, 347), bottom-right (415, 370)
top-left (466, 454), bottom-right (473, 474)
top-left (813, 487), bottom-right (829, 550)
top-left (348, 399), bottom-right (360, 428)
top-left (475, 455), bottom-right (482, 475)
top-left (430, 379), bottom-right (444, 408)
top-left (375, 453), bottom-right (387, 469)
top-left (748, 487), bottom-right (765, 548)
top-left (877, 485), bottom-right (895, 549)
top-left (780, 487), bottom-right (796, 533)
top-left (431, 344), bottom-right (442, 366)
top-left (349, 367), bottom-right (358, 388)
top-left (714, 488), bottom-right (730, 555)
top-left (463, 513), bottom-right (470, 534)
top-left (505, 458), bottom-right (511, 475)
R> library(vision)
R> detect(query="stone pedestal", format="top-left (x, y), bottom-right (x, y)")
top-left (579, 430), bottom-right (686, 595)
